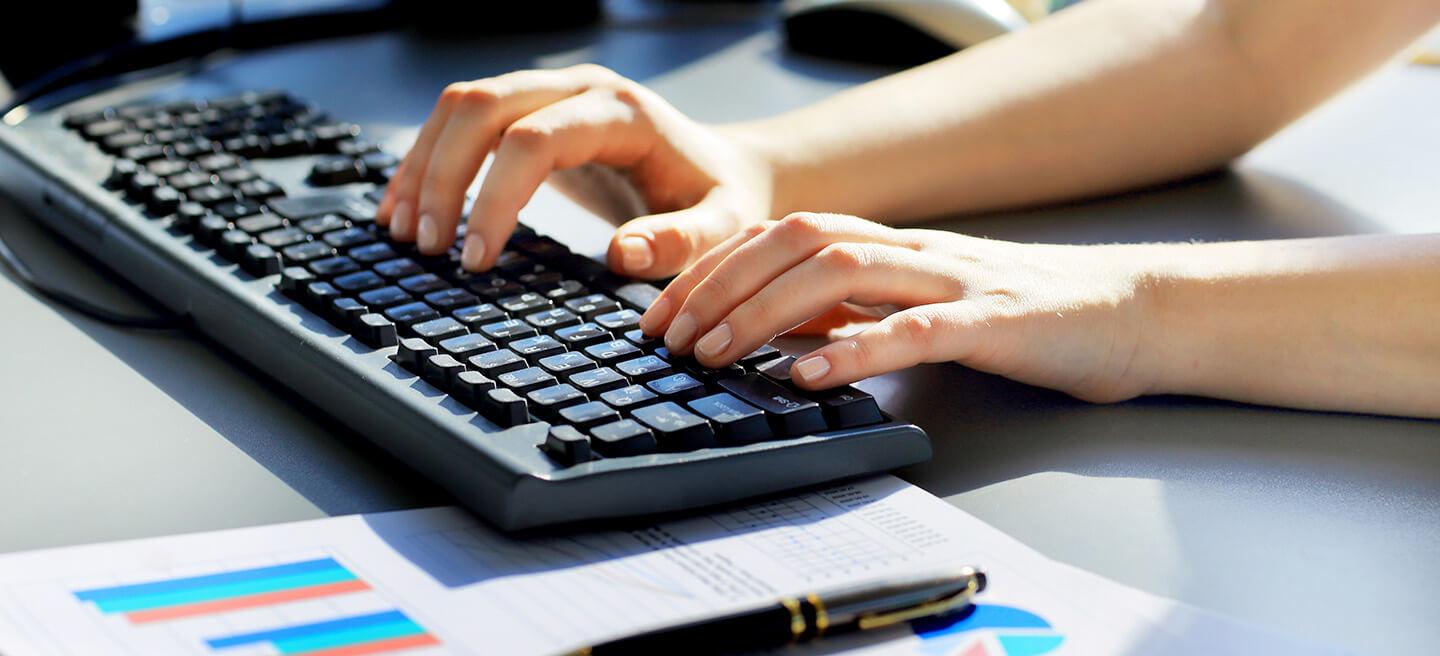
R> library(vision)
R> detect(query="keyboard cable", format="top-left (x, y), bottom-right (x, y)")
top-left (0, 228), bottom-right (190, 330)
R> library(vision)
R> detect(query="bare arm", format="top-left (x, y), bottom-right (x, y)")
top-left (736, 0), bottom-right (1440, 221)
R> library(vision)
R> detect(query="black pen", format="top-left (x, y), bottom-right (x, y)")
top-left (564, 565), bottom-right (987, 655)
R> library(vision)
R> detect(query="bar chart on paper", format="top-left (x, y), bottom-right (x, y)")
top-left (9, 553), bottom-right (442, 655)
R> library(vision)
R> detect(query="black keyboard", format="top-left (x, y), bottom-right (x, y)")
top-left (2, 89), bottom-right (931, 530)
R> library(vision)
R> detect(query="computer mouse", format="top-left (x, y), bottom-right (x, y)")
top-left (783, 0), bottom-right (1029, 65)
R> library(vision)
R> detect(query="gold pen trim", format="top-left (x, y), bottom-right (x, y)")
top-left (855, 569), bottom-right (983, 631)
top-left (780, 596), bottom-right (806, 642)
top-left (807, 592), bottom-right (830, 637)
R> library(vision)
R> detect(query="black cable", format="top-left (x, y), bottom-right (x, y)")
top-left (0, 227), bottom-right (189, 329)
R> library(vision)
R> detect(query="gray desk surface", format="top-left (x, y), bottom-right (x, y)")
top-left (2, 5), bottom-right (1437, 654)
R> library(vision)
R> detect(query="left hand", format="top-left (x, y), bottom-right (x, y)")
top-left (639, 213), bottom-right (1164, 403)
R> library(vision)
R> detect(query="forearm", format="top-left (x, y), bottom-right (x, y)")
top-left (729, 0), bottom-right (1439, 222)
top-left (1141, 234), bottom-right (1440, 417)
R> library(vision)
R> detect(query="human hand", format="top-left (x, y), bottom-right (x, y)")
top-left (375, 64), bottom-right (775, 278)
top-left (639, 213), bottom-right (1164, 403)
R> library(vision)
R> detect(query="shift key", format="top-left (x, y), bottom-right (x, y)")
top-left (718, 374), bottom-right (826, 437)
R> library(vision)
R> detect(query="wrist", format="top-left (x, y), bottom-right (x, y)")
top-left (1127, 243), bottom-right (1216, 398)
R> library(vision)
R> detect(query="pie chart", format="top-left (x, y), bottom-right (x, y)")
top-left (912, 604), bottom-right (1065, 656)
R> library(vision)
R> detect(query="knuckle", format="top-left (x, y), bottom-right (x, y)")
top-left (815, 243), bottom-right (868, 273)
top-left (501, 122), bottom-right (553, 151)
top-left (778, 212), bottom-right (827, 238)
top-left (455, 82), bottom-right (503, 110)
top-left (892, 311), bottom-right (938, 352)
top-left (570, 62), bottom-right (618, 81)
top-left (690, 275), bottom-right (736, 313)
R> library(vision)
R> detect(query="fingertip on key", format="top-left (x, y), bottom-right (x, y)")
top-left (462, 232), bottom-right (487, 270)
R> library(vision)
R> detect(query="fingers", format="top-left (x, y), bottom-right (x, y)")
top-left (379, 65), bottom-right (618, 245)
top-left (687, 244), bottom-right (956, 366)
top-left (790, 304), bottom-right (980, 389)
top-left (607, 186), bottom-right (748, 281)
top-left (656, 212), bottom-right (906, 354)
top-left (638, 218), bottom-right (771, 336)
top-left (461, 87), bottom-right (655, 270)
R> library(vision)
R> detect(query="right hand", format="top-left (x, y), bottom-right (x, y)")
top-left (375, 64), bottom-right (776, 279)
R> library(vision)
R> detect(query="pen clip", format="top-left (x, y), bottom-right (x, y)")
top-left (854, 568), bottom-right (983, 632)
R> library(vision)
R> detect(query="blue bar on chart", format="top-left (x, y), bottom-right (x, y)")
top-left (73, 557), bottom-right (375, 623)
top-left (205, 609), bottom-right (439, 655)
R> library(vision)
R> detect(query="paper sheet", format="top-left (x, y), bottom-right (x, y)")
top-left (0, 476), bottom-right (1342, 656)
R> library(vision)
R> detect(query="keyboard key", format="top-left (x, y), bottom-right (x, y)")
top-left (691, 363), bottom-right (746, 383)
top-left (374, 258), bottom-right (424, 279)
top-left (616, 355), bottom-right (672, 381)
top-left (594, 309), bottom-right (642, 332)
top-left (384, 301), bottom-right (440, 326)
top-left (356, 313), bottom-right (398, 348)
top-left (186, 183), bottom-right (236, 206)
top-left (167, 171), bottom-right (214, 191)
top-left (323, 227), bottom-right (373, 249)
top-left (583, 339), bottom-right (641, 364)
top-left (451, 370), bottom-right (496, 407)
top-left (422, 353), bottom-right (466, 388)
top-left (623, 329), bottom-right (660, 351)
top-left (527, 383), bottom-right (587, 421)
top-left (499, 292), bottom-right (551, 315)
top-left (543, 425), bottom-right (593, 465)
top-left (645, 373), bottom-right (706, 402)
top-left (281, 241), bottom-right (335, 264)
top-left (535, 279), bottom-right (586, 301)
top-left (241, 243), bottom-right (282, 277)
top-left (524, 308), bottom-right (580, 330)
top-left (412, 317), bottom-right (467, 343)
top-left (558, 401), bottom-right (619, 433)
top-left (299, 213), bottom-right (348, 235)
top-left (688, 393), bottom-right (771, 444)
top-left (808, 385), bottom-right (884, 428)
top-left (469, 349), bottom-right (526, 377)
top-left (497, 366), bottom-right (557, 396)
top-left (349, 241), bottom-right (398, 263)
top-left (173, 202), bottom-right (208, 232)
top-left (258, 226), bottom-right (307, 249)
top-left (510, 335), bottom-right (566, 363)
top-left (147, 186), bottom-right (183, 215)
top-left (196, 153), bottom-right (240, 171)
top-left (308, 156), bottom-right (365, 186)
top-left (612, 282), bottom-right (662, 310)
top-left (632, 402), bottom-right (716, 451)
top-left (451, 303), bottom-right (506, 327)
top-left (438, 333), bottom-right (496, 359)
top-left (564, 293), bottom-right (621, 320)
top-left (239, 179), bottom-right (286, 201)
top-left (570, 367), bottom-right (629, 396)
top-left (589, 420), bottom-right (656, 457)
top-left (146, 159), bottom-right (191, 178)
top-left (268, 192), bottom-right (375, 222)
top-left (395, 337), bottom-right (438, 372)
top-left (553, 322), bottom-right (612, 349)
top-left (304, 281), bottom-right (342, 308)
top-left (481, 388), bottom-right (529, 427)
top-left (739, 344), bottom-right (783, 368)
top-left (332, 270), bottom-right (385, 292)
top-left (307, 256), bottom-right (360, 278)
top-left (424, 288), bottom-right (478, 311)
top-left (358, 286), bottom-right (412, 309)
top-left (598, 384), bottom-right (658, 414)
top-left (218, 229), bottom-right (254, 260)
top-left (755, 355), bottom-right (797, 383)
top-left (718, 374), bottom-right (826, 437)
top-left (479, 319), bottom-right (538, 344)
top-left (539, 352), bottom-right (597, 378)
top-left (398, 273), bottom-right (448, 294)
top-left (217, 167), bottom-right (258, 185)
top-left (329, 299), bottom-right (368, 325)
top-left (235, 213), bottom-right (284, 234)
top-left (277, 266), bottom-right (317, 299)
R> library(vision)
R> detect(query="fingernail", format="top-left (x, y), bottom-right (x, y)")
top-left (461, 232), bottom-right (487, 270)
top-left (620, 236), bottom-right (654, 272)
top-left (695, 323), bottom-right (732, 358)
top-left (391, 201), bottom-right (414, 239)
top-left (416, 213), bottom-right (437, 252)
top-left (794, 355), bottom-right (831, 383)
top-left (666, 313), bottom-right (697, 352)
top-left (640, 296), bottom-right (671, 335)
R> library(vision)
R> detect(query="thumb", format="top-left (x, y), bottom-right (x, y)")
top-left (606, 188), bottom-right (746, 279)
